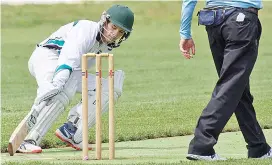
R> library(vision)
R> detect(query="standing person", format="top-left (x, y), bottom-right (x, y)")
top-left (179, 0), bottom-right (271, 161)
top-left (16, 4), bottom-right (134, 153)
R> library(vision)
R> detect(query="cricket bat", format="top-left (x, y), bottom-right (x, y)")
top-left (8, 113), bottom-right (31, 156)
top-left (8, 101), bottom-right (47, 156)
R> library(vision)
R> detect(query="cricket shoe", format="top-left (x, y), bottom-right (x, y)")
top-left (259, 148), bottom-right (272, 159)
top-left (186, 153), bottom-right (227, 161)
top-left (17, 139), bottom-right (42, 154)
top-left (55, 122), bottom-right (92, 151)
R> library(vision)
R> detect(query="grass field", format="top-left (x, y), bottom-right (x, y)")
top-left (1, 1), bottom-right (272, 164)
top-left (2, 130), bottom-right (272, 165)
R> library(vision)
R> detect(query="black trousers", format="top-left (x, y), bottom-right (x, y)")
top-left (188, 9), bottom-right (271, 158)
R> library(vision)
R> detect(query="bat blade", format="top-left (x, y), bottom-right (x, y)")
top-left (8, 114), bottom-right (30, 156)
top-left (8, 101), bottom-right (47, 156)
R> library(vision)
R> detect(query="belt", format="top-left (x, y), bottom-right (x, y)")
top-left (243, 7), bottom-right (258, 15)
top-left (205, 6), bottom-right (259, 15)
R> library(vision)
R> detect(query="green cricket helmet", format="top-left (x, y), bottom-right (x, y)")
top-left (106, 4), bottom-right (134, 33)
top-left (101, 5), bottom-right (134, 49)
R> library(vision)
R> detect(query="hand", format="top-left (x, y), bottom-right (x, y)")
top-left (179, 38), bottom-right (195, 59)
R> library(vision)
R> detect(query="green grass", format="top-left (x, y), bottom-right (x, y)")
top-left (3, 160), bottom-right (272, 165)
top-left (4, 161), bottom-right (272, 165)
top-left (1, 1), bottom-right (272, 164)
top-left (2, 130), bottom-right (272, 165)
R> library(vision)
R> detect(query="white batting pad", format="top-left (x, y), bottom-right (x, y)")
top-left (24, 73), bottom-right (78, 145)
top-left (25, 99), bottom-right (65, 145)
top-left (67, 70), bottom-right (125, 143)
top-left (76, 70), bottom-right (125, 97)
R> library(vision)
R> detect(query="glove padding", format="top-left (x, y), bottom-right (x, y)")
top-left (35, 69), bottom-right (70, 105)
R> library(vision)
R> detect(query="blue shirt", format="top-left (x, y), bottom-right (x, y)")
top-left (179, 0), bottom-right (263, 39)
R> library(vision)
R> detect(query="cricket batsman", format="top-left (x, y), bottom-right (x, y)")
top-left (16, 4), bottom-right (134, 153)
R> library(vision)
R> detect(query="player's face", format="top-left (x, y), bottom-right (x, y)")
top-left (102, 21), bottom-right (125, 43)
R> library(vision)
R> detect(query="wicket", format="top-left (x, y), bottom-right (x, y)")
top-left (81, 53), bottom-right (115, 160)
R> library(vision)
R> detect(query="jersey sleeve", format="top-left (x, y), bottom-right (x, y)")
top-left (56, 21), bottom-right (98, 73)
top-left (180, 0), bottom-right (198, 39)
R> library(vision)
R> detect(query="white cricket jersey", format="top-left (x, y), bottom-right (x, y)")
top-left (39, 20), bottom-right (110, 70)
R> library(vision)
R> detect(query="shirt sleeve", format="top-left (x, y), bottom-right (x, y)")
top-left (57, 21), bottom-right (97, 72)
top-left (179, 0), bottom-right (198, 39)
